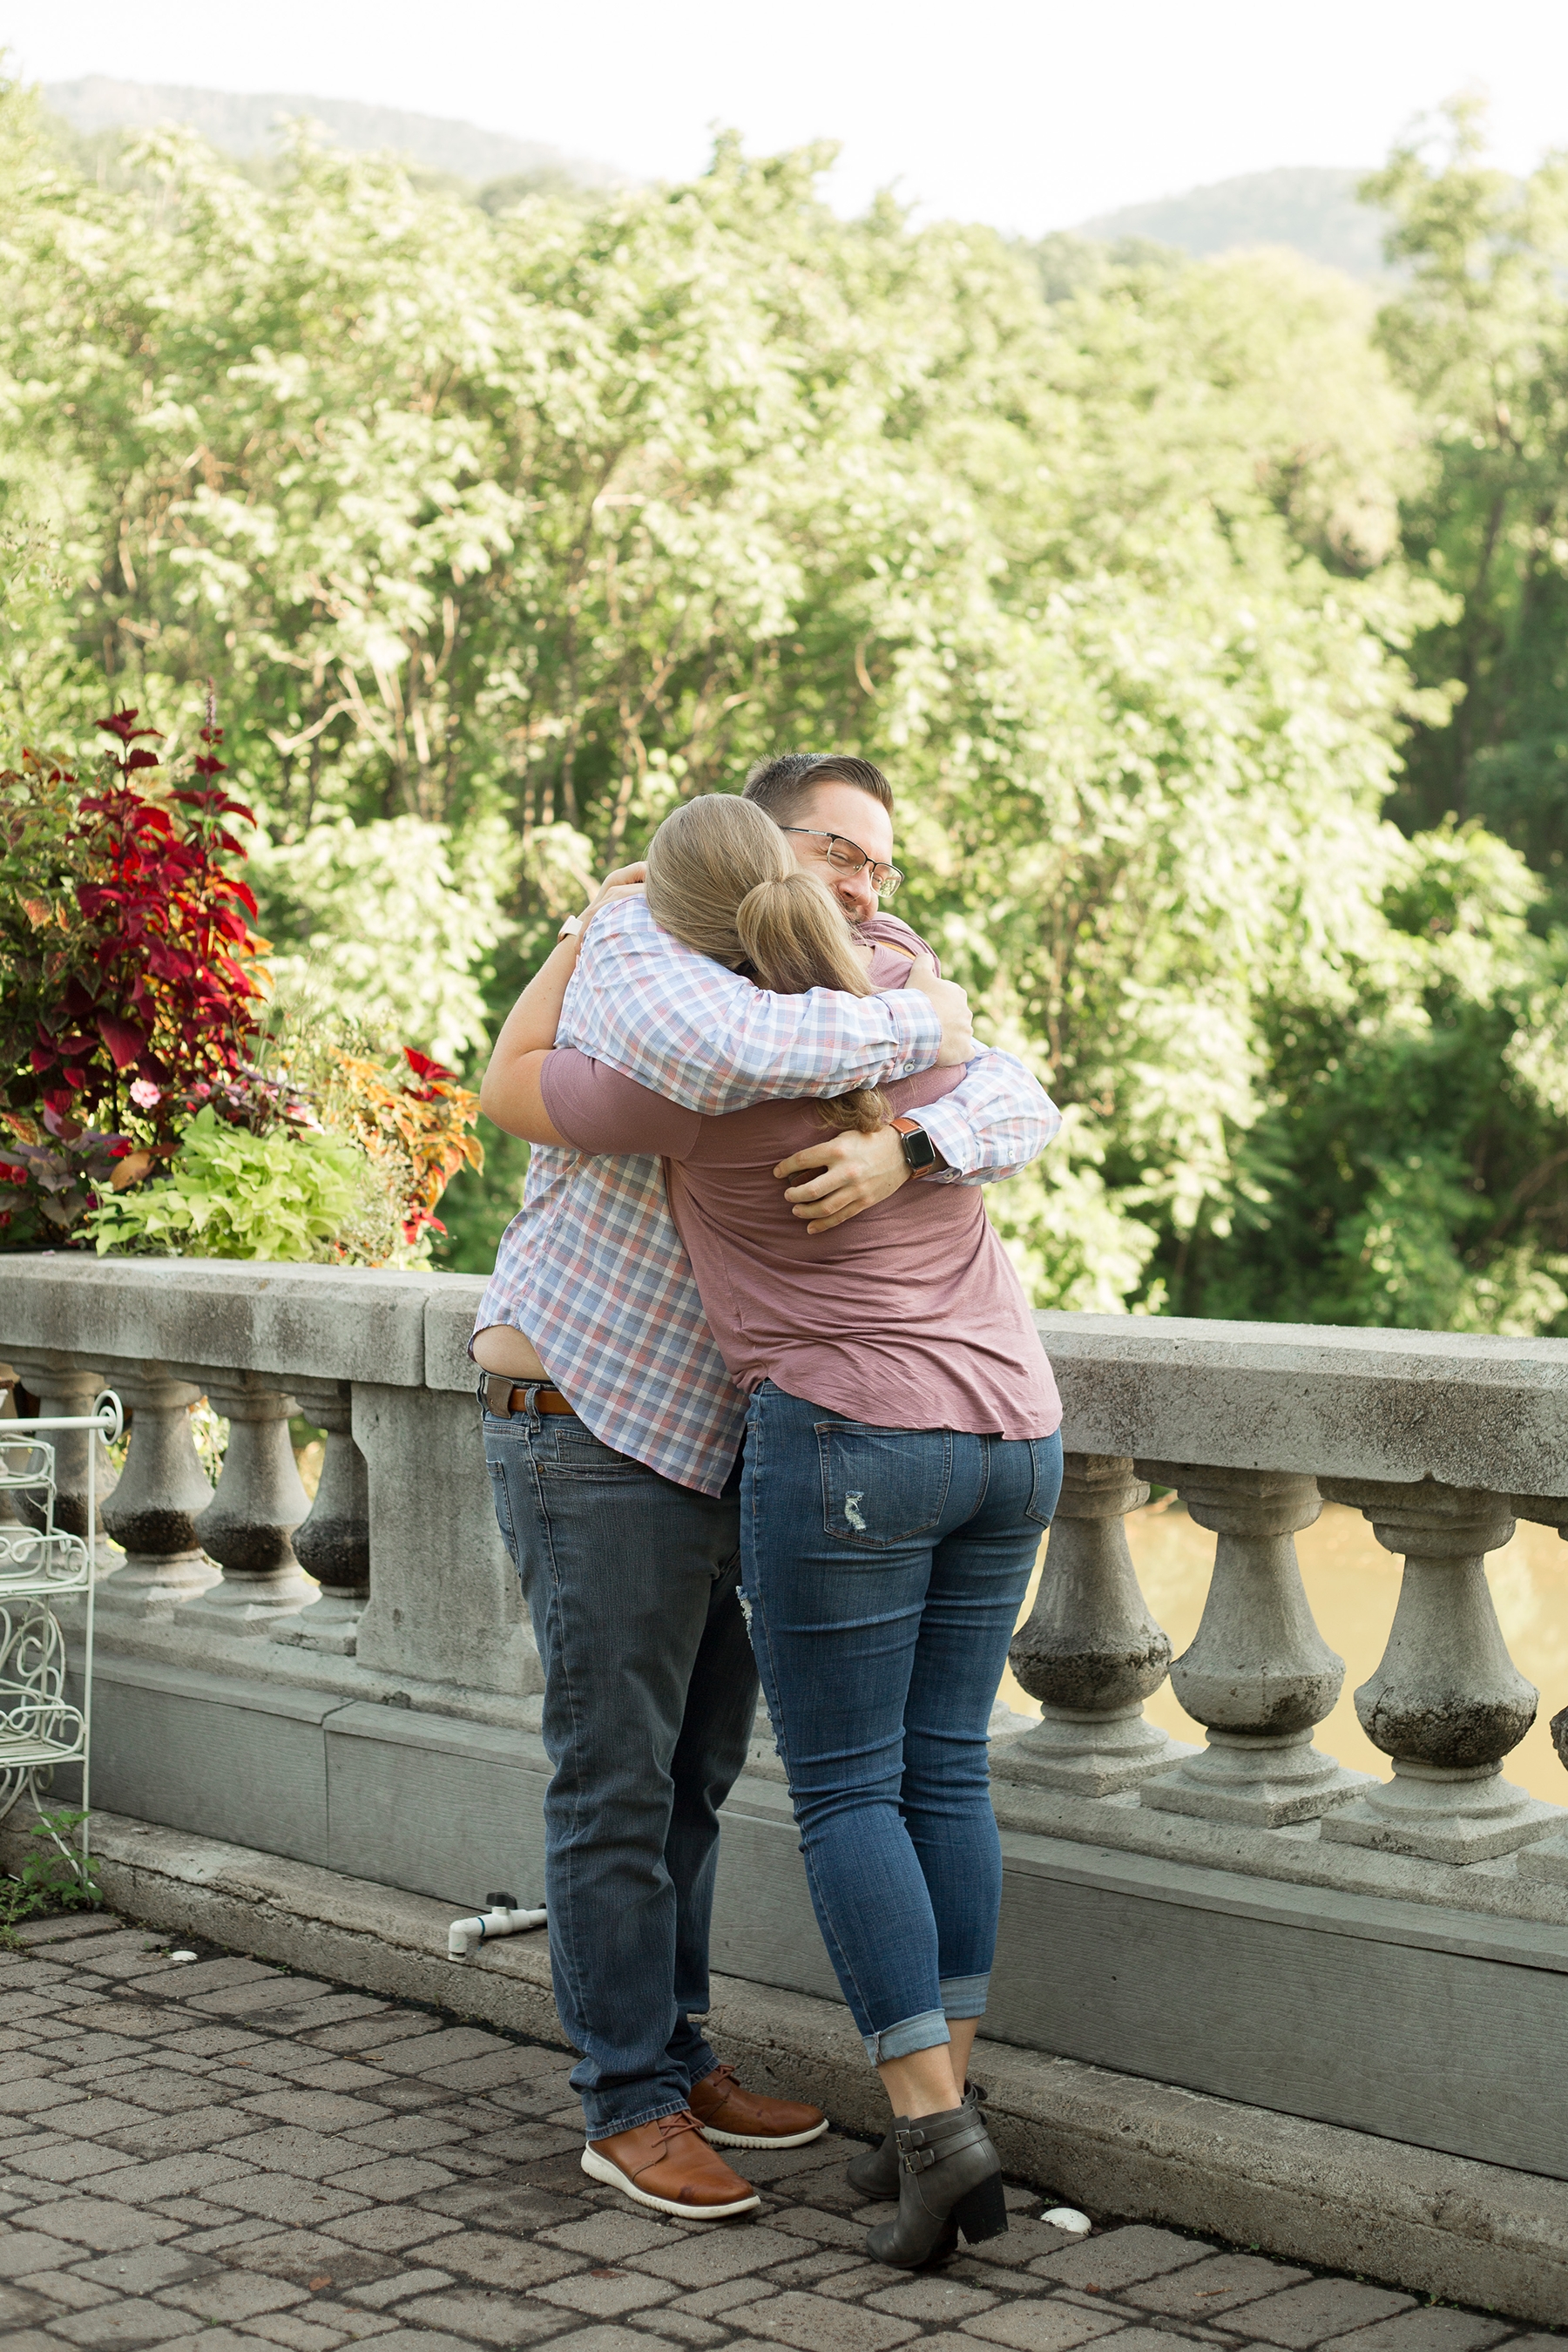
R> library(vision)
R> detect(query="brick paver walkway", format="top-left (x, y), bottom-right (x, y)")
top-left (0, 1915), bottom-right (1542, 2352)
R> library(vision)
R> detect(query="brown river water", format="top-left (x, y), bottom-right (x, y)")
top-left (997, 1499), bottom-right (1568, 1808)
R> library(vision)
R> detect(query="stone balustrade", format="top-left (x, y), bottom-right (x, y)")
top-left (990, 1315), bottom-right (1568, 1882)
top-left (3, 1264), bottom-right (1568, 2187)
top-left (0, 1258), bottom-right (539, 1700)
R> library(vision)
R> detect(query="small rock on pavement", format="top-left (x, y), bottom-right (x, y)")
top-left (1043, 2207), bottom-right (1092, 2235)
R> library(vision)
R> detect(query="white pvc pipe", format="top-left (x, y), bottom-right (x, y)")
top-left (447, 1903), bottom-right (546, 1960)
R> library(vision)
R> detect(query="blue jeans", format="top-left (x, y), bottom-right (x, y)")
top-left (483, 1388), bottom-right (757, 2137)
top-left (741, 1382), bottom-right (1061, 2063)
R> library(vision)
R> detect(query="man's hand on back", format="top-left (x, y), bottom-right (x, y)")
top-left (904, 953), bottom-right (975, 1067)
top-left (774, 1125), bottom-right (911, 1234)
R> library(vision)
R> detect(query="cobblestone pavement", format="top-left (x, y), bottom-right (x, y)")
top-left (0, 1914), bottom-right (1544, 2352)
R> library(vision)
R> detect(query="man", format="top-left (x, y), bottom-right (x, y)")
top-left (476, 753), bottom-right (1058, 2220)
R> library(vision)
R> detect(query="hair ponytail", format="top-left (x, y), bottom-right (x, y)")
top-left (644, 796), bottom-right (891, 1132)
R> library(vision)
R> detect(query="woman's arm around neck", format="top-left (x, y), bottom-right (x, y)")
top-left (478, 868), bottom-right (646, 1143)
top-left (478, 934), bottom-right (578, 1143)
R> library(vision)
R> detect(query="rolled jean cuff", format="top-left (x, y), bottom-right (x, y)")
top-left (939, 1972), bottom-right (990, 2021)
top-left (685, 2044), bottom-right (719, 2088)
top-left (863, 2008), bottom-right (951, 2065)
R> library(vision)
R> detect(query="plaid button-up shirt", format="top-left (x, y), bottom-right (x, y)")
top-left (476, 896), bottom-right (1060, 1493)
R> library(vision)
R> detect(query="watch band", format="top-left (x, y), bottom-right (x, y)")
top-left (891, 1116), bottom-right (939, 1175)
top-left (557, 912), bottom-right (584, 943)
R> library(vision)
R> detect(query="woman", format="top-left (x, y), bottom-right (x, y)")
top-left (497, 794), bottom-right (1062, 2265)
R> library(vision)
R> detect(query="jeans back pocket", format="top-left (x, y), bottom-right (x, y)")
top-left (815, 1422), bottom-right (951, 1548)
top-left (1024, 1429), bottom-right (1064, 1526)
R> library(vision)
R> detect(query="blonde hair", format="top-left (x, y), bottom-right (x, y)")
top-left (644, 795), bottom-right (889, 1132)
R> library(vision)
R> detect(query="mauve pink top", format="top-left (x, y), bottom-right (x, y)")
top-left (540, 946), bottom-right (1061, 1439)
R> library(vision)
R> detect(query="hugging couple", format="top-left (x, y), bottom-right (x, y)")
top-left (473, 753), bottom-right (1063, 2268)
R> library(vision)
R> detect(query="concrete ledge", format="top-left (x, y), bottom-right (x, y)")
top-left (1035, 1308), bottom-right (1568, 1494)
top-left (9, 1807), bottom-right (1566, 2328)
top-left (990, 1768), bottom-right (1568, 1928)
top-left (424, 1278), bottom-right (490, 1392)
top-left (0, 1254), bottom-right (474, 1386)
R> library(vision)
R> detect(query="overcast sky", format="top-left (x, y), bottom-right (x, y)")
top-left (9, 0), bottom-right (1568, 234)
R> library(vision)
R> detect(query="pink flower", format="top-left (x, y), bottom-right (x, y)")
top-left (129, 1079), bottom-right (162, 1109)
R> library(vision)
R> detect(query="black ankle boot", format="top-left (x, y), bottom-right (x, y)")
top-left (864, 2101), bottom-right (1007, 2268)
top-left (846, 2082), bottom-right (983, 2200)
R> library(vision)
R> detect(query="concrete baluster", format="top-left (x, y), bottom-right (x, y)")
top-left (996, 1454), bottom-right (1196, 1794)
top-left (1318, 1477), bottom-right (1558, 1863)
top-left (1509, 1495), bottom-right (1568, 1882)
top-left (5, 1351), bottom-right (116, 1540)
top-left (1515, 1700), bottom-right (1568, 1884)
top-left (353, 1376), bottom-right (544, 1700)
top-left (178, 1372), bottom-right (315, 1632)
top-left (1137, 1464), bottom-right (1373, 1827)
top-left (98, 1368), bottom-right (218, 1614)
top-left (270, 1380), bottom-right (370, 1656)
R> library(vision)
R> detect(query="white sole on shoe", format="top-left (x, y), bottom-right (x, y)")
top-left (700, 2116), bottom-right (831, 2151)
top-left (580, 2146), bottom-right (761, 2219)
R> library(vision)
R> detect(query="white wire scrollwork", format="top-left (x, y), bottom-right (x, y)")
top-left (0, 1601), bottom-right (84, 1824)
top-left (0, 1439), bottom-right (90, 1592)
top-left (0, 1396), bottom-right (116, 1844)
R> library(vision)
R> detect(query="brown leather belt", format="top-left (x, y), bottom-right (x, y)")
top-left (504, 1384), bottom-right (577, 1417)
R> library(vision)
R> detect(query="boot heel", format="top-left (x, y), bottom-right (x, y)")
top-left (951, 2172), bottom-right (1008, 2245)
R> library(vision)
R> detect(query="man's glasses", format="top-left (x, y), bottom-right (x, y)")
top-left (781, 828), bottom-right (904, 897)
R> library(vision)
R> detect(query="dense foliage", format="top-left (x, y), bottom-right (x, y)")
top-left (1372, 102), bottom-right (1568, 897)
top-left (3, 77), bottom-right (1566, 1327)
top-left (3, 708), bottom-right (267, 1140)
top-left (0, 690), bottom-right (480, 1259)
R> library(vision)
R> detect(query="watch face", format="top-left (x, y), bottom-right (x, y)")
top-left (902, 1125), bottom-right (938, 1172)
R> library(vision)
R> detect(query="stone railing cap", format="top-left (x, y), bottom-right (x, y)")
top-left (424, 1275), bottom-right (490, 1396)
top-left (0, 1254), bottom-right (436, 1388)
top-left (1036, 1311), bottom-right (1568, 1495)
top-left (8, 1264), bottom-right (1566, 1485)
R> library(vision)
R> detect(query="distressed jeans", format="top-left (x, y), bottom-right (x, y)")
top-left (741, 1380), bottom-right (1062, 2062)
top-left (483, 1387), bottom-right (756, 2137)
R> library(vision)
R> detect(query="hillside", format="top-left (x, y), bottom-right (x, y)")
top-left (42, 74), bottom-right (621, 190)
top-left (1075, 166), bottom-right (1389, 279)
top-left (37, 90), bottom-right (1389, 271)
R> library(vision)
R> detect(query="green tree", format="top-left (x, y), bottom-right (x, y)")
top-left (4, 68), bottom-right (1565, 1328)
top-left (1367, 102), bottom-right (1568, 904)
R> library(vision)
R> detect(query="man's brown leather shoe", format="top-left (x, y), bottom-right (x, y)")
top-left (581, 2107), bottom-right (761, 2219)
top-left (690, 2061), bottom-right (829, 2151)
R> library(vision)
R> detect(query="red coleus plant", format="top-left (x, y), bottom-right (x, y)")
top-left (28, 708), bottom-right (269, 1139)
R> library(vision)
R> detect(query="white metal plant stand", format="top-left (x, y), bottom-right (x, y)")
top-left (0, 1391), bottom-right (122, 1850)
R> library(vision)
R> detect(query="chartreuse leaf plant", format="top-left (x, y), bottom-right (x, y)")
top-left (85, 1105), bottom-right (367, 1260)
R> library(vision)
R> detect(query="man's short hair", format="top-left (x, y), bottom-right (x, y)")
top-left (742, 753), bottom-right (894, 828)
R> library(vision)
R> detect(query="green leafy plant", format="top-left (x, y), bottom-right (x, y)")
top-left (84, 1105), bottom-right (367, 1260)
top-left (2, 682), bottom-right (479, 1261)
top-left (5, 76), bottom-right (1568, 1326)
top-left (0, 1808), bottom-right (101, 1950)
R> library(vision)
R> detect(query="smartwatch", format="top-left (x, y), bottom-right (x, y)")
top-left (892, 1116), bottom-right (940, 1176)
